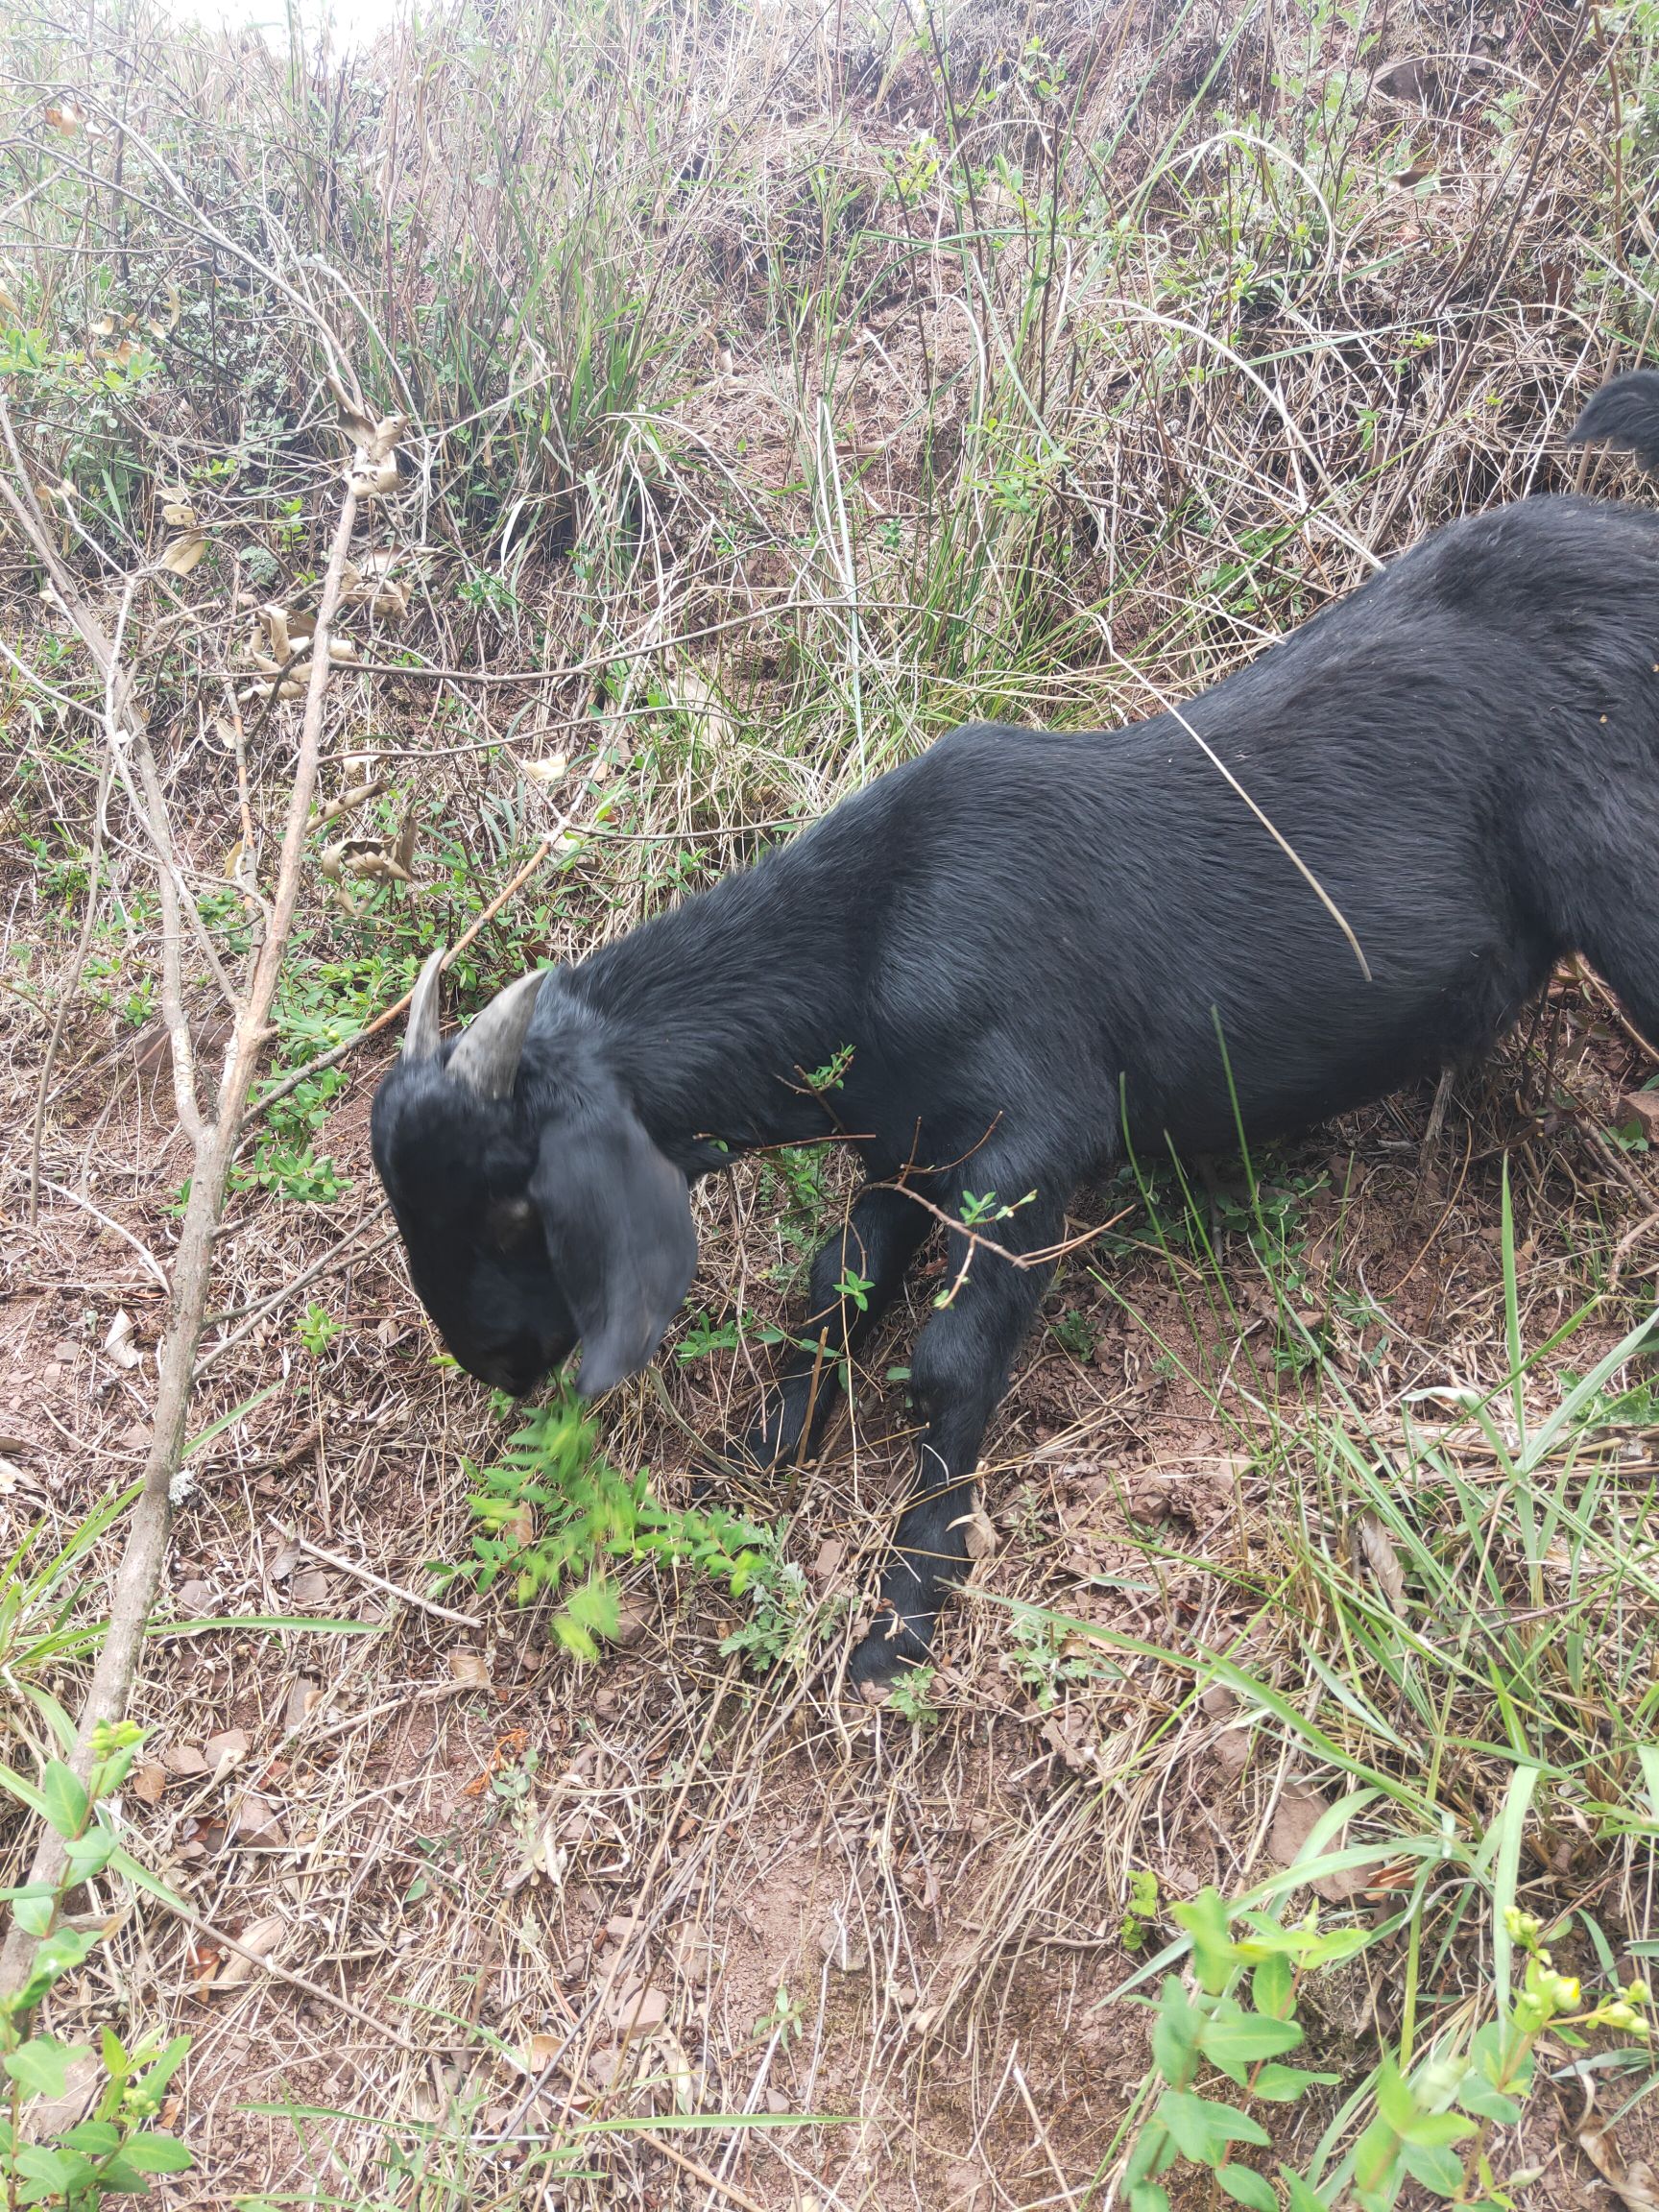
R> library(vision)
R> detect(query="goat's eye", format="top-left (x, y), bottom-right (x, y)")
top-left (488, 1195), bottom-right (538, 1250)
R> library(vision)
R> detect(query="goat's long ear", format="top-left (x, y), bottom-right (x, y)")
top-left (531, 1103), bottom-right (697, 1399)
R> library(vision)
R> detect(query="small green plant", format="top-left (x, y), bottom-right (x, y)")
top-left (296, 1302), bottom-right (341, 1357)
top-left (887, 1660), bottom-right (940, 1729)
top-left (1001, 1608), bottom-right (1093, 1711)
top-left (1122, 1889), bottom-right (1653, 2211)
top-left (440, 1389), bottom-right (814, 1663)
top-left (752, 1983), bottom-right (808, 2047)
top-left (1050, 1307), bottom-right (1098, 1360)
top-left (1120, 1868), bottom-right (1160, 1954)
top-left (1, 1722), bottom-right (193, 2205)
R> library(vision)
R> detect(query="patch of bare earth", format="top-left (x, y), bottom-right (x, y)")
top-left (5, 948), bottom-right (1659, 2206)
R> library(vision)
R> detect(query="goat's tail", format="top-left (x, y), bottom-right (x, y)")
top-left (1567, 369), bottom-right (1659, 475)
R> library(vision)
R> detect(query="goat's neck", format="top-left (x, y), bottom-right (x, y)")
top-left (555, 882), bottom-right (866, 1163)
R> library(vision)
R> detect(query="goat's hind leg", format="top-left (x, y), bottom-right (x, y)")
top-left (736, 1180), bottom-right (927, 1471)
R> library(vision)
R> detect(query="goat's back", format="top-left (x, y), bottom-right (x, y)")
top-left (854, 494), bottom-right (1659, 1165)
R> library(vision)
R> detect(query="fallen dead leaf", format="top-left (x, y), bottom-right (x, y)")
top-left (159, 530), bottom-right (206, 578)
top-left (812, 1536), bottom-right (847, 1583)
top-left (203, 1728), bottom-right (250, 1782)
top-left (960, 1506), bottom-right (998, 1563)
top-left (282, 1677), bottom-right (320, 1733)
top-left (609, 1982), bottom-right (670, 2032)
top-left (131, 1762), bottom-right (167, 1805)
top-left (1200, 1682), bottom-right (1250, 1775)
top-left (1268, 1781), bottom-right (1365, 1902)
top-left (450, 1648), bottom-right (491, 1688)
top-left (161, 1743), bottom-right (211, 1778)
top-left (103, 1310), bottom-right (142, 1370)
top-left (347, 454), bottom-right (401, 498)
top-left (290, 1568), bottom-right (329, 1607)
top-left (1350, 1509), bottom-right (1407, 1614)
top-left (1580, 2124), bottom-right (1659, 2212)
top-left (235, 1801), bottom-right (286, 1848)
top-left (215, 1911), bottom-right (287, 1989)
top-left (609, 1599), bottom-right (649, 1649)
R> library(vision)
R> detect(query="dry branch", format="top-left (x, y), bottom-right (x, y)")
top-left (0, 421), bottom-right (363, 2002)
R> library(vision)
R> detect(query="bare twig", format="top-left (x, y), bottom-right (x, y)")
top-left (0, 420), bottom-right (365, 2000)
top-left (247, 828), bottom-right (558, 1124)
top-left (27, 754), bottom-right (111, 1224)
top-left (267, 1519), bottom-right (482, 1629)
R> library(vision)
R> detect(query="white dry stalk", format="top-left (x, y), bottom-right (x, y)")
top-left (0, 443), bottom-right (363, 2002)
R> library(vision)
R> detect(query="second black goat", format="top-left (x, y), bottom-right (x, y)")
top-left (373, 371), bottom-right (1659, 1686)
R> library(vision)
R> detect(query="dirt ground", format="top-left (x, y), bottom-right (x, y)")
top-left (6, 950), bottom-right (1659, 2207)
top-left (6, 0), bottom-right (1659, 2201)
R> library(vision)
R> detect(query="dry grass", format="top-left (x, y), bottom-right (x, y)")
top-left (7, 0), bottom-right (1659, 2204)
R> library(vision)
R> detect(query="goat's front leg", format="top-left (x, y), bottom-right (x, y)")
top-left (847, 1187), bottom-right (1064, 1689)
top-left (740, 1181), bottom-right (928, 1470)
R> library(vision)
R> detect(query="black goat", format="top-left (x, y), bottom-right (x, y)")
top-left (373, 371), bottom-right (1659, 1687)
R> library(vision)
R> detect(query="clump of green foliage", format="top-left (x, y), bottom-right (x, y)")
top-left (1124, 1887), bottom-right (1651, 2211)
top-left (1, 1722), bottom-right (192, 2206)
top-left (437, 1388), bottom-right (827, 1666)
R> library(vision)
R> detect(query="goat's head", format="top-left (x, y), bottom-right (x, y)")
top-left (371, 951), bottom-right (698, 1400)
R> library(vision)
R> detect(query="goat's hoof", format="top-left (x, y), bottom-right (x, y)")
top-left (847, 1605), bottom-right (934, 1693)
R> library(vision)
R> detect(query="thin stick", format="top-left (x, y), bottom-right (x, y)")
top-left (37, 1181), bottom-right (171, 1293)
top-left (0, 422), bottom-right (363, 2001)
top-left (28, 755), bottom-right (111, 1224)
top-left (248, 830), bottom-right (556, 1123)
top-left (638, 2131), bottom-right (772, 2212)
top-left (268, 1520), bottom-right (481, 1629)
top-left (151, 1892), bottom-right (414, 2049)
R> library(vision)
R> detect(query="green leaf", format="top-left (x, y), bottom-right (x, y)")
top-left (60, 2119), bottom-right (121, 2153)
top-left (140, 2034), bottom-right (190, 2099)
top-left (1151, 1978), bottom-right (1203, 2089)
top-left (39, 1761), bottom-right (88, 1839)
top-left (1173, 1889), bottom-right (1238, 1995)
top-left (1403, 2111), bottom-right (1476, 2151)
top-left (100, 2024), bottom-right (130, 2078)
top-left (11, 2142), bottom-right (88, 2190)
top-left (1215, 2164), bottom-right (1279, 2211)
top-left (1283, 2174), bottom-right (1335, 2210)
top-left (119, 2129), bottom-right (195, 2173)
top-left (11, 1889), bottom-right (53, 1938)
top-left (1352, 2112), bottom-right (1405, 2192)
top-left (62, 1827), bottom-right (117, 1879)
top-left (1253, 2063), bottom-right (1339, 2102)
top-left (1401, 2136), bottom-right (1467, 2195)
top-left (1158, 2089), bottom-right (1272, 2162)
top-left (1200, 2008), bottom-right (1303, 2084)
top-left (1455, 2076), bottom-right (1522, 2127)
top-left (13, 1925), bottom-right (98, 2013)
top-left (1124, 2120), bottom-right (1172, 2186)
top-left (1129, 2187), bottom-right (1172, 2212)
top-left (1375, 2056), bottom-right (1418, 2133)
top-left (1252, 1951), bottom-right (1294, 2019)
top-left (4, 2034), bottom-right (90, 2101)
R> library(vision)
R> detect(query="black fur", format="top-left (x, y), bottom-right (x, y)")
top-left (373, 371), bottom-right (1659, 1688)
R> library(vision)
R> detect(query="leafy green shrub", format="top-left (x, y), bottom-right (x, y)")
top-left (438, 1390), bottom-right (820, 1665)
top-left (1123, 1887), bottom-right (1651, 2211)
top-left (1, 1723), bottom-right (192, 2205)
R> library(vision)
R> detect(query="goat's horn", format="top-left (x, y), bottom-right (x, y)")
top-left (447, 971), bottom-right (543, 1099)
top-left (404, 947), bottom-right (445, 1062)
